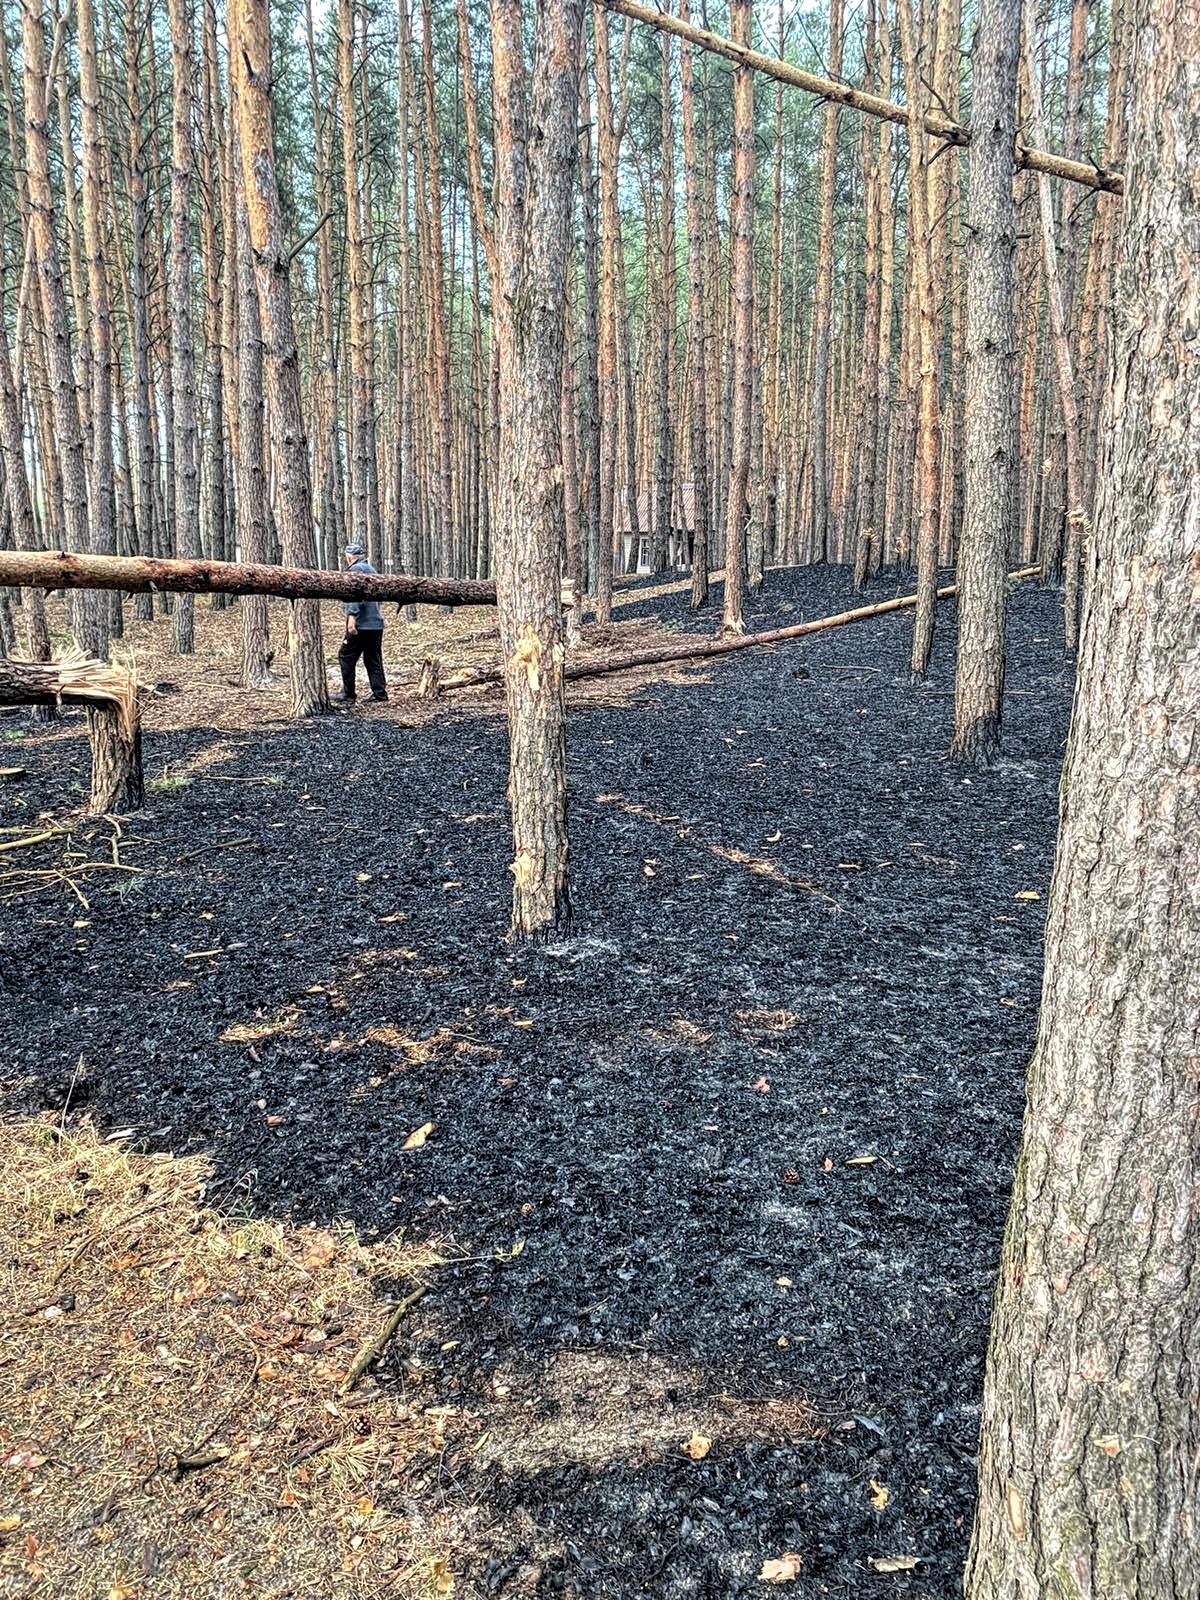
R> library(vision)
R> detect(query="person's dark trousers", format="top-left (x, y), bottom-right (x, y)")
top-left (338, 629), bottom-right (387, 698)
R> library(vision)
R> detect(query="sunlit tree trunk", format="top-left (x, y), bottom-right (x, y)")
top-left (489, 0), bottom-right (583, 939)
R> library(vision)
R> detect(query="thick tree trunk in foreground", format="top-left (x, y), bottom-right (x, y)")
top-left (0, 551), bottom-right (497, 607)
top-left (951, 0), bottom-right (1018, 765)
top-left (0, 658), bottom-right (143, 814)
top-left (489, 0), bottom-right (582, 940)
top-left (233, 0), bottom-right (328, 716)
top-left (967, 5), bottom-right (1200, 1592)
top-left (721, 0), bottom-right (754, 636)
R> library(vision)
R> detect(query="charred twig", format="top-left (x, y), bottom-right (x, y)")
top-left (341, 1284), bottom-right (429, 1394)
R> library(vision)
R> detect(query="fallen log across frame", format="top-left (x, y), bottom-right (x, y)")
top-left (0, 655), bottom-right (143, 813)
top-left (427, 568), bottom-right (1044, 695)
top-left (0, 550), bottom-right (498, 609)
top-left (602, 0), bottom-right (1123, 196)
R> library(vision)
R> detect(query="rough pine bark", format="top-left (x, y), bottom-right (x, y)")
top-left (967, 3), bottom-right (1200, 1591)
top-left (233, 0), bottom-right (328, 716)
top-left (489, 0), bottom-right (583, 939)
top-left (951, 0), bottom-right (1018, 764)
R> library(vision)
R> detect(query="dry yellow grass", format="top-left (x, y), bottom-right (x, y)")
top-left (0, 1118), bottom-right (457, 1600)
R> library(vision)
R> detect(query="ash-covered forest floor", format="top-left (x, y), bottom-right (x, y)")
top-left (1, 566), bottom-right (1074, 1598)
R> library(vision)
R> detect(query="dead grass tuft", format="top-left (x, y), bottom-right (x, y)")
top-left (0, 1118), bottom-right (456, 1599)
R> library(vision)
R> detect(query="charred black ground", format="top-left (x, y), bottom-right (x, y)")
top-left (1, 567), bottom-right (1073, 1597)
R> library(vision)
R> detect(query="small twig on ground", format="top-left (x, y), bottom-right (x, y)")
top-left (0, 826), bottom-right (68, 854)
top-left (177, 835), bottom-right (254, 863)
top-left (342, 1283), bottom-right (429, 1394)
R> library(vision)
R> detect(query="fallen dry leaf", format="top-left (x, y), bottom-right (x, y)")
top-left (300, 1232), bottom-right (338, 1270)
top-left (845, 1154), bottom-right (878, 1167)
top-left (681, 1431), bottom-right (712, 1461)
top-left (1014, 889), bottom-right (1041, 901)
top-left (403, 1122), bottom-right (436, 1150)
top-left (759, 1551), bottom-right (803, 1583)
top-left (430, 1556), bottom-right (456, 1595)
top-left (868, 1555), bottom-right (920, 1573)
top-left (0, 1515), bottom-right (22, 1532)
top-left (869, 1479), bottom-right (889, 1511)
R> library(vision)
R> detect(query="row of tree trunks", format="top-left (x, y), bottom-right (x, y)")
top-left (0, 656), bottom-right (143, 814)
top-left (431, 570), bottom-right (1042, 694)
top-left (0, 551), bottom-right (498, 609)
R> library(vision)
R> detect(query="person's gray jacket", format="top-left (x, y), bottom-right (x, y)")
top-left (345, 559), bottom-right (384, 630)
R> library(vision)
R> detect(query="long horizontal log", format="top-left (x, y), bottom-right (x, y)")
top-left (603, 0), bottom-right (1124, 196)
top-left (435, 568), bottom-right (1043, 692)
top-left (0, 550), bottom-right (498, 608)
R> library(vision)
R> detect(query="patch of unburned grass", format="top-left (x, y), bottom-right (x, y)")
top-left (0, 1118), bottom-right (455, 1598)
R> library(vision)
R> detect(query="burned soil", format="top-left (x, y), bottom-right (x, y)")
top-left (1, 566), bottom-right (1074, 1597)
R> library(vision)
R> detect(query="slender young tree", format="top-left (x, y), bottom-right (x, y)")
top-left (1023, 11), bottom-right (1089, 655)
top-left (897, 0), bottom-right (941, 680)
top-left (807, 0), bottom-right (843, 562)
top-left (951, 0), bottom-right (1019, 764)
top-left (169, 0), bottom-right (201, 653)
top-left (592, 0), bottom-right (619, 623)
top-left (721, 0), bottom-right (753, 635)
top-left (967, 3), bottom-right (1200, 1592)
top-left (679, 0), bottom-right (708, 609)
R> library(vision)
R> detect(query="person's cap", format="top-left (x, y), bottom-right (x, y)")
top-left (345, 543), bottom-right (365, 557)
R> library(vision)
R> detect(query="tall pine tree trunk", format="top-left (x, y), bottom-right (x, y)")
top-left (233, 0), bottom-right (328, 716)
top-left (489, 0), bottom-right (583, 939)
top-left (168, 0), bottom-right (200, 653)
top-left (721, 0), bottom-right (754, 635)
top-left (951, 0), bottom-right (1018, 764)
top-left (967, 3), bottom-right (1200, 1587)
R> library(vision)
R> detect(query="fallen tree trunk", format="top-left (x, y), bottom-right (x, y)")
top-left (0, 655), bottom-right (143, 813)
top-left (602, 0), bottom-right (1123, 195)
top-left (0, 550), bottom-right (498, 610)
top-left (430, 568), bottom-right (1043, 694)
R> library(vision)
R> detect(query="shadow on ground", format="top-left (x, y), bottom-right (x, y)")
top-left (0, 566), bottom-right (1074, 1597)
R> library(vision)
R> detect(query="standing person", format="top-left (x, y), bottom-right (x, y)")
top-left (336, 543), bottom-right (388, 703)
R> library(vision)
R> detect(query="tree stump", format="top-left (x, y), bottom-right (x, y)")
top-left (0, 655), bottom-right (144, 814)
